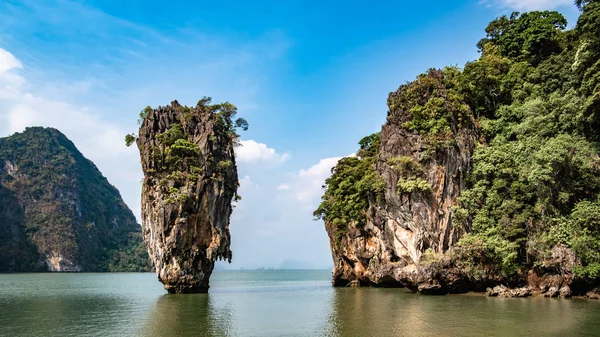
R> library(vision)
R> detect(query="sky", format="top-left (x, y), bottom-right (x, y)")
top-left (0, 0), bottom-right (581, 269)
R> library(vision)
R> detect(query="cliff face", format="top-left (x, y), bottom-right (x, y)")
top-left (327, 70), bottom-right (479, 291)
top-left (322, 4), bottom-right (600, 297)
top-left (0, 127), bottom-right (151, 272)
top-left (136, 99), bottom-right (239, 293)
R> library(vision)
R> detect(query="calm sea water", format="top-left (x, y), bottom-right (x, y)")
top-left (1, 270), bottom-right (600, 337)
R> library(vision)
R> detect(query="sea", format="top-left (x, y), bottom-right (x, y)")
top-left (1, 270), bottom-right (599, 337)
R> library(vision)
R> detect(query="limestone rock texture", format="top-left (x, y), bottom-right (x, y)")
top-left (136, 100), bottom-right (238, 294)
top-left (325, 70), bottom-right (587, 297)
top-left (327, 70), bottom-right (479, 292)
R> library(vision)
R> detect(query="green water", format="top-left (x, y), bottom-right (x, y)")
top-left (1, 271), bottom-right (599, 337)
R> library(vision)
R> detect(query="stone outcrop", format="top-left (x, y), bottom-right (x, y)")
top-left (136, 100), bottom-right (239, 293)
top-left (328, 70), bottom-right (480, 290)
top-left (479, 246), bottom-right (577, 298)
top-left (487, 285), bottom-right (532, 298)
top-left (586, 288), bottom-right (600, 300)
top-left (324, 71), bottom-right (589, 297)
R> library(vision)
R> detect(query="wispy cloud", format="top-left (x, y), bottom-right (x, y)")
top-left (482, 0), bottom-right (573, 10)
top-left (0, 48), bottom-right (21, 73)
top-left (0, 47), bottom-right (143, 217)
top-left (236, 140), bottom-right (290, 164)
top-left (0, 0), bottom-right (290, 114)
top-left (0, 0), bottom-right (290, 223)
top-left (0, 49), bottom-right (25, 100)
top-left (275, 156), bottom-right (345, 206)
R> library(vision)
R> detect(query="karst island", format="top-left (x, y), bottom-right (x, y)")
top-left (126, 98), bottom-right (248, 293)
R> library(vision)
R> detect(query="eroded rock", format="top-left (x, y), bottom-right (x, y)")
top-left (325, 69), bottom-right (479, 293)
top-left (586, 288), bottom-right (600, 299)
top-left (486, 285), bottom-right (532, 298)
top-left (136, 100), bottom-right (241, 293)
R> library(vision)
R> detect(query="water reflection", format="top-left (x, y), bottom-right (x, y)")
top-left (140, 294), bottom-right (234, 337)
top-left (0, 294), bottom-right (134, 336)
top-left (327, 288), bottom-right (600, 337)
top-left (2, 273), bottom-right (600, 337)
top-left (140, 272), bottom-right (337, 337)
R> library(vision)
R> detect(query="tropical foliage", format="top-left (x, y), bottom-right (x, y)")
top-left (318, 3), bottom-right (600, 280)
top-left (313, 133), bottom-right (384, 248)
top-left (454, 4), bottom-right (600, 278)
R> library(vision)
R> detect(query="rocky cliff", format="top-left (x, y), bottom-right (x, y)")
top-left (0, 127), bottom-right (151, 272)
top-left (318, 4), bottom-right (600, 297)
top-left (321, 69), bottom-right (480, 292)
top-left (134, 98), bottom-right (244, 293)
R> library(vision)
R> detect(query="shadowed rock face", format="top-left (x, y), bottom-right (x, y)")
top-left (136, 100), bottom-right (238, 294)
top-left (327, 70), bottom-right (479, 290)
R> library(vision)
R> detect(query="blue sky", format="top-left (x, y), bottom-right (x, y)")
top-left (0, 0), bottom-right (581, 269)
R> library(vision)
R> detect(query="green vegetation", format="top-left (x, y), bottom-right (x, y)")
top-left (453, 4), bottom-right (600, 279)
top-left (0, 127), bottom-right (151, 272)
top-left (476, 11), bottom-right (567, 65)
top-left (319, 2), bottom-right (600, 281)
top-left (217, 160), bottom-right (233, 172)
top-left (138, 106), bottom-right (152, 125)
top-left (390, 67), bottom-right (471, 139)
top-left (150, 123), bottom-right (202, 179)
top-left (420, 248), bottom-right (444, 266)
top-left (125, 97), bottom-right (248, 149)
top-left (387, 156), bottom-right (432, 194)
top-left (108, 232), bottom-right (152, 272)
top-left (0, 182), bottom-right (44, 272)
top-left (128, 97), bottom-right (249, 209)
top-left (314, 133), bottom-right (385, 249)
top-left (156, 123), bottom-right (185, 146)
top-left (125, 133), bottom-right (136, 147)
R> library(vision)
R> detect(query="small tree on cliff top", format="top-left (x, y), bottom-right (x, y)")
top-left (125, 97), bottom-right (248, 147)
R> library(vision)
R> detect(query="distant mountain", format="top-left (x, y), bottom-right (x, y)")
top-left (0, 127), bottom-right (151, 272)
top-left (279, 259), bottom-right (331, 270)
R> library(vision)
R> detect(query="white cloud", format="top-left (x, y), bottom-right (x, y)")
top-left (0, 51), bottom-right (128, 158)
top-left (486, 0), bottom-right (572, 10)
top-left (0, 48), bottom-right (143, 219)
top-left (277, 184), bottom-right (290, 191)
top-left (235, 139), bottom-right (290, 164)
top-left (239, 175), bottom-right (252, 187)
top-left (0, 49), bottom-right (22, 73)
top-left (0, 50), bottom-right (25, 100)
top-left (0, 1), bottom-right (334, 271)
top-left (283, 156), bottom-right (344, 204)
top-left (238, 175), bottom-right (257, 191)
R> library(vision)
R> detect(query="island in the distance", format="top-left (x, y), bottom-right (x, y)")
top-left (127, 98), bottom-right (247, 293)
top-left (316, 2), bottom-right (600, 298)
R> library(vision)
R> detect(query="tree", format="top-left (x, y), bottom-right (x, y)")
top-left (357, 133), bottom-right (380, 157)
top-left (126, 99), bottom-right (249, 147)
top-left (314, 135), bottom-right (384, 249)
top-left (235, 118), bottom-right (249, 131)
top-left (577, 1), bottom-right (600, 39)
top-left (575, 0), bottom-right (597, 10)
top-left (478, 11), bottom-right (567, 65)
top-left (461, 44), bottom-right (512, 117)
top-left (125, 134), bottom-right (136, 147)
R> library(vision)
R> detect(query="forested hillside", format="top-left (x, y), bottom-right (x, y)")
top-left (0, 127), bottom-right (151, 272)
